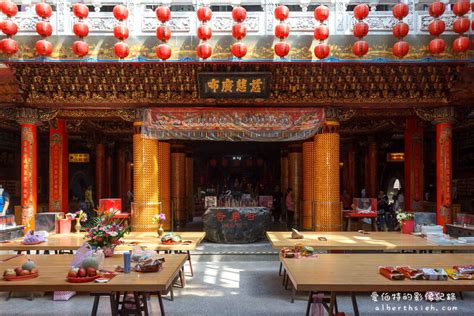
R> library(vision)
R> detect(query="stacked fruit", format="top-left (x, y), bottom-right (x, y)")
top-left (67, 256), bottom-right (100, 279)
top-left (3, 260), bottom-right (38, 277)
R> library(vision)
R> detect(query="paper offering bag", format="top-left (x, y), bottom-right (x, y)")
top-left (71, 242), bottom-right (93, 268)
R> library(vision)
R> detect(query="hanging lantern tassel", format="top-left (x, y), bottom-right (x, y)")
top-left (391, 3), bottom-right (410, 59)
top-left (427, 1), bottom-right (446, 55)
top-left (274, 4), bottom-right (290, 59)
top-left (113, 5), bottom-right (129, 59)
top-left (352, 4), bottom-right (369, 57)
top-left (313, 5), bottom-right (330, 60)
top-left (451, 0), bottom-right (470, 54)
top-left (72, 3), bottom-right (89, 58)
top-left (231, 5), bottom-right (247, 59)
top-left (196, 6), bottom-right (212, 60)
top-left (155, 5), bottom-right (172, 61)
top-left (0, 0), bottom-right (19, 55)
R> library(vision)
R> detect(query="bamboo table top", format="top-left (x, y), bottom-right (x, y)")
top-left (0, 253), bottom-right (187, 292)
top-left (0, 232), bottom-right (206, 252)
top-left (266, 231), bottom-right (474, 251)
top-left (281, 253), bottom-right (474, 292)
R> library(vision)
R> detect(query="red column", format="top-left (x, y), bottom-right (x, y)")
top-left (105, 154), bottom-right (113, 198)
top-left (436, 122), bottom-right (453, 227)
top-left (117, 144), bottom-right (126, 203)
top-left (347, 144), bottom-right (357, 198)
top-left (367, 138), bottom-right (378, 198)
top-left (404, 117), bottom-right (423, 212)
top-left (95, 143), bottom-right (105, 201)
top-left (21, 124), bottom-right (37, 232)
top-left (49, 119), bottom-right (68, 213)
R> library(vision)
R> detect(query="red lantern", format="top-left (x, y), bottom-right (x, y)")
top-left (452, 36), bottom-right (469, 53)
top-left (353, 4), bottom-right (369, 20)
top-left (156, 25), bottom-right (171, 42)
top-left (353, 40), bottom-right (369, 57)
top-left (274, 41), bottom-right (290, 58)
top-left (114, 42), bottom-right (129, 59)
top-left (452, 0), bottom-right (470, 17)
top-left (392, 22), bottom-right (409, 39)
top-left (392, 41), bottom-right (409, 58)
top-left (428, 2), bottom-right (445, 18)
top-left (114, 25), bottom-right (129, 41)
top-left (428, 19), bottom-right (445, 36)
top-left (428, 38), bottom-right (445, 54)
top-left (274, 23), bottom-right (290, 39)
top-left (274, 5), bottom-right (289, 21)
top-left (73, 22), bottom-right (89, 38)
top-left (1, 20), bottom-right (17, 36)
top-left (197, 25), bottom-right (212, 41)
top-left (314, 44), bottom-right (330, 59)
top-left (35, 39), bottom-right (52, 56)
top-left (392, 3), bottom-right (409, 20)
top-left (113, 5), bottom-right (128, 21)
top-left (72, 40), bottom-right (89, 57)
top-left (453, 17), bottom-right (470, 34)
top-left (156, 43), bottom-right (172, 60)
top-left (231, 42), bottom-right (247, 58)
top-left (232, 23), bottom-right (247, 40)
top-left (353, 22), bottom-right (369, 38)
top-left (232, 6), bottom-right (247, 23)
top-left (314, 5), bottom-right (329, 22)
top-left (1, 38), bottom-right (18, 54)
top-left (196, 43), bottom-right (212, 59)
top-left (197, 7), bottom-right (212, 22)
top-left (35, 21), bottom-right (52, 37)
top-left (313, 25), bottom-right (329, 41)
top-left (35, 2), bottom-right (53, 19)
top-left (72, 3), bottom-right (89, 19)
top-left (156, 6), bottom-right (171, 23)
top-left (2, 1), bottom-right (18, 17)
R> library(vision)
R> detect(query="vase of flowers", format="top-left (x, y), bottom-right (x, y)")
top-left (396, 211), bottom-right (415, 234)
top-left (74, 210), bottom-right (88, 233)
top-left (85, 209), bottom-right (129, 257)
top-left (152, 213), bottom-right (166, 237)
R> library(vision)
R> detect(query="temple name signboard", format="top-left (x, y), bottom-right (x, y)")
top-left (198, 72), bottom-right (271, 99)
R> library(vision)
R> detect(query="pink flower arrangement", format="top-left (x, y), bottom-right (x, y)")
top-left (85, 209), bottom-right (129, 249)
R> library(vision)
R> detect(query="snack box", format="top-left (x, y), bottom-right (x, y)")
top-left (421, 268), bottom-right (448, 281)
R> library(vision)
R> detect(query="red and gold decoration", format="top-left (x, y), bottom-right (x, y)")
top-left (428, 1), bottom-right (445, 55)
top-left (72, 3), bottom-right (89, 58)
top-left (21, 124), bottom-right (37, 232)
top-left (49, 119), bottom-right (68, 213)
top-left (274, 4), bottom-right (290, 58)
top-left (35, 2), bottom-right (53, 57)
top-left (196, 5), bottom-right (212, 60)
top-left (231, 5), bottom-right (247, 59)
top-left (0, 0), bottom-right (19, 55)
top-left (352, 4), bottom-right (369, 57)
top-left (391, 3), bottom-right (409, 58)
top-left (404, 117), bottom-right (423, 213)
top-left (451, 0), bottom-right (470, 53)
top-left (436, 121), bottom-right (453, 228)
top-left (155, 5), bottom-right (172, 61)
top-left (113, 4), bottom-right (129, 59)
top-left (313, 5), bottom-right (330, 60)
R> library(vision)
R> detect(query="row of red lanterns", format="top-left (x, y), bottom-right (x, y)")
top-left (313, 5), bottom-right (330, 59)
top-left (353, 4), bottom-right (370, 57)
top-left (72, 3), bottom-right (89, 58)
top-left (274, 4), bottom-right (290, 58)
top-left (156, 6), bottom-right (172, 60)
top-left (35, 2), bottom-right (53, 56)
top-left (113, 5), bottom-right (129, 59)
top-left (392, 3), bottom-right (409, 58)
top-left (0, 0), bottom-right (19, 54)
top-left (196, 6), bottom-right (212, 59)
top-left (231, 6), bottom-right (247, 59)
top-left (452, 0), bottom-right (470, 53)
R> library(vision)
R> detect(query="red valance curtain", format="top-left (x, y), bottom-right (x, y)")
top-left (142, 108), bottom-right (325, 142)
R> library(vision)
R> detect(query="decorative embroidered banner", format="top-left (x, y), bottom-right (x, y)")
top-left (142, 108), bottom-right (324, 142)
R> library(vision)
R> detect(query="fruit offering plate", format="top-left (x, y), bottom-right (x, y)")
top-left (161, 240), bottom-right (182, 245)
top-left (3, 272), bottom-right (39, 281)
top-left (67, 275), bottom-right (100, 283)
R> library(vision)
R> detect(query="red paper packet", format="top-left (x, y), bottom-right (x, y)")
top-left (379, 266), bottom-right (405, 280)
top-left (396, 266), bottom-right (424, 280)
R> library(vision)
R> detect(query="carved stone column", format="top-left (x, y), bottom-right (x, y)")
top-left (17, 108), bottom-right (40, 233)
top-left (49, 119), bottom-right (68, 213)
top-left (404, 117), bottom-right (424, 212)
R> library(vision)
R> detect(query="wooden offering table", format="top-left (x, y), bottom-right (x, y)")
top-left (281, 253), bottom-right (474, 316)
top-left (0, 253), bottom-right (187, 315)
top-left (266, 231), bottom-right (474, 252)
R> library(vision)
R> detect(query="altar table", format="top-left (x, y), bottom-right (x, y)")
top-left (281, 253), bottom-right (474, 316)
top-left (0, 253), bottom-right (187, 316)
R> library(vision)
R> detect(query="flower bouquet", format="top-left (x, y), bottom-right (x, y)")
top-left (74, 210), bottom-right (88, 233)
top-left (396, 211), bottom-right (415, 234)
top-left (152, 212), bottom-right (166, 237)
top-left (85, 209), bottom-right (129, 257)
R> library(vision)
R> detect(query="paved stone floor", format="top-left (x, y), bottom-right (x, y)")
top-left (1, 241), bottom-right (473, 315)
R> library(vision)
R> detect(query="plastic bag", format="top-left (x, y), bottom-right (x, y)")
top-left (70, 242), bottom-right (93, 268)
